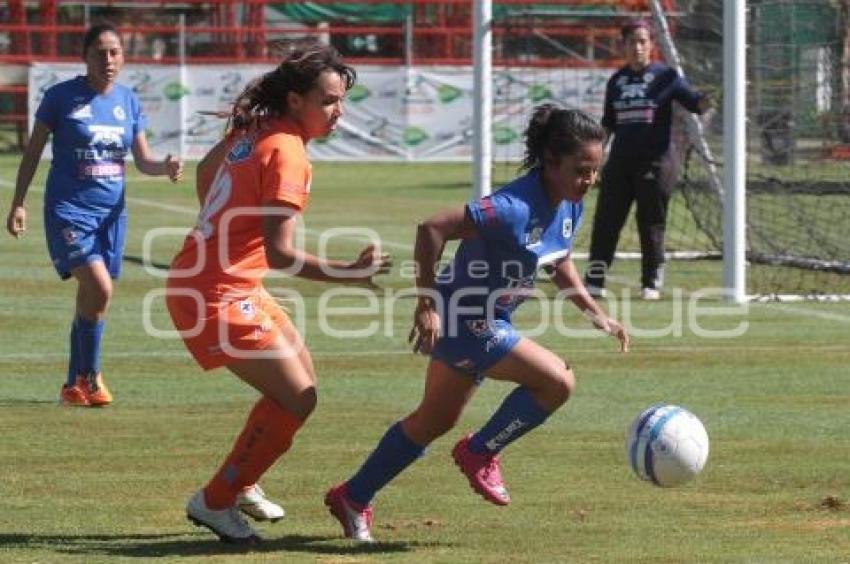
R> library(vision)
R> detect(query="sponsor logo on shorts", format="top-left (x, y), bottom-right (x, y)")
top-left (466, 319), bottom-right (491, 337)
top-left (62, 227), bottom-right (78, 245)
top-left (239, 299), bottom-right (256, 318)
top-left (484, 329), bottom-right (506, 353)
top-left (454, 359), bottom-right (476, 371)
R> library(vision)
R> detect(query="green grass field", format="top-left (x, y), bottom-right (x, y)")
top-left (1, 154), bottom-right (849, 563)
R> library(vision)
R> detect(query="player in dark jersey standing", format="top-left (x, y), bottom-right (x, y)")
top-left (5, 23), bottom-right (183, 406)
top-left (585, 19), bottom-right (710, 300)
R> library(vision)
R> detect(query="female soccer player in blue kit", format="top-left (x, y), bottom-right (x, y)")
top-left (325, 105), bottom-right (630, 541)
top-left (5, 23), bottom-right (183, 406)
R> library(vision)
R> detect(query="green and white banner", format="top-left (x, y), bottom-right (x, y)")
top-left (30, 63), bottom-right (612, 161)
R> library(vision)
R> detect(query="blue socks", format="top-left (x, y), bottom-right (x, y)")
top-left (66, 318), bottom-right (80, 386)
top-left (346, 421), bottom-right (425, 506)
top-left (76, 316), bottom-right (105, 378)
top-left (468, 386), bottom-right (551, 455)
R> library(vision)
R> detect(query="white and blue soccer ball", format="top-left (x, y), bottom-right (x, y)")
top-left (626, 404), bottom-right (709, 487)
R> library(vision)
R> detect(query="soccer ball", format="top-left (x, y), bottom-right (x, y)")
top-left (626, 404), bottom-right (709, 487)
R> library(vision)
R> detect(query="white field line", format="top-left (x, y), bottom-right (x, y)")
top-left (2, 177), bottom-right (848, 324)
top-left (759, 303), bottom-right (850, 324)
top-left (0, 176), bottom-right (413, 250)
top-left (1, 342), bottom-right (848, 362)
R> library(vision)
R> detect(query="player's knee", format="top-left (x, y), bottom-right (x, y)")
top-left (81, 279), bottom-right (113, 311)
top-left (301, 387), bottom-right (318, 417)
top-left (286, 386), bottom-right (317, 421)
top-left (547, 360), bottom-right (575, 407)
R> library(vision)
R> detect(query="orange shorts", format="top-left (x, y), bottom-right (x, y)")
top-left (166, 285), bottom-right (291, 370)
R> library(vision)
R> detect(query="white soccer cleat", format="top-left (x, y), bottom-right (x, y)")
top-left (237, 484), bottom-right (285, 522)
top-left (325, 484), bottom-right (374, 542)
top-left (640, 287), bottom-right (661, 301)
top-left (186, 490), bottom-right (261, 545)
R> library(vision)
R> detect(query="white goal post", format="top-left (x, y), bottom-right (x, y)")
top-left (471, 0), bottom-right (748, 303)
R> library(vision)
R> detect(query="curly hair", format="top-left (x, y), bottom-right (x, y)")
top-left (520, 104), bottom-right (606, 172)
top-left (228, 42), bottom-right (356, 132)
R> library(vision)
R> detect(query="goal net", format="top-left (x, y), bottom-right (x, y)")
top-left (492, 0), bottom-right (850, 299)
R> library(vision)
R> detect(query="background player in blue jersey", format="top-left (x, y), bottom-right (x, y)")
top-left (585, 18), bottom-right (711, 300)
top-left (325, 106), bottom-right (630, 542)
top-left (5, 23), bottom-right (183, 407)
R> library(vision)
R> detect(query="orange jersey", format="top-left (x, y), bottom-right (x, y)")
top-left (169, 117), bottom-right (312, 295)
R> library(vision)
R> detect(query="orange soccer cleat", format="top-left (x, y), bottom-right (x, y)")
top-left (84, 373), bottom-right (113, 406)
top-left (59, 377), bottom-right (90, 407)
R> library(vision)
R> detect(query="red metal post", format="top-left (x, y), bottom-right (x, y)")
top-left (42, 0), bottom-right (58, 57)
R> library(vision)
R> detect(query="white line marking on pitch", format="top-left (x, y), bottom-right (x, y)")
top-left (1, 342), bottom-right (847, 362)
top-left (0, 176), bottom-right (413, 250)
top-left (3, 177), bottom-right (847, 324)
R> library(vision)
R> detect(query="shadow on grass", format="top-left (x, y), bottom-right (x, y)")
top-left (123, 254), bottom-right (169, 271)
top-left (0, 531), bottom-right (447, 558)
top-left (0, 398), bottom-right (58, 406)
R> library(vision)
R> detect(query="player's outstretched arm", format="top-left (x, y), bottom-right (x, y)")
top-left (551, 256), bottom-right (630, 352)
top-left (131, 131), bottom-right (184, 182)
top-left (6, 121), bottom-right (50, 238)
top-left (262, 202), bottom-right (391, 285)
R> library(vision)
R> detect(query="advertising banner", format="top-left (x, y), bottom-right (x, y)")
top-left (30, 63), bottom-right (612, 162)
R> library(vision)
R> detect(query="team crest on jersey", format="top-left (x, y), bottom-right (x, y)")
top-left (562, 218), bottom-right (573, 238)
top-left (70, 104), bottom-right (92, 119)
top-left (643, 72), bottom-right (655, 84)
top-left (227, 137), bottom-right (254, 163)
top-left (113, 106), bottom-right (126, 121)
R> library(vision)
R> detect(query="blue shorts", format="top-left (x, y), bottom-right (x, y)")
top-left (44, 208), bottom-right (127, 280)
top-left (430, 317), bottom-right (521, 383)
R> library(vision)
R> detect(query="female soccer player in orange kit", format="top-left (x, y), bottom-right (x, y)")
top-left (166, 43), bottom-right (391, 544)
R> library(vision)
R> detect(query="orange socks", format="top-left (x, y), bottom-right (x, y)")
top-left (203, 397), bottom-right (302, 509)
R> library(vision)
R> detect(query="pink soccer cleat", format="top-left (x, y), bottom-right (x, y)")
top-left (324, 483), bottom-right (374, 542)
top-left (451, 434), bottom-right (511, 506)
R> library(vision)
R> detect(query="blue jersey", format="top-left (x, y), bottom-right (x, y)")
top-left (36, 76), bottom-right (147, 216)
top-left (435, 169), bottom-right (583, 321)
top-left (602, 62), bottom-right (703, 161)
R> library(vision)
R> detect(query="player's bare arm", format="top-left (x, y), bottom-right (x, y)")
top-left (6, 121), bottom-right (50, 238)
top-left (552, 256), bottom-right (630, 352)
top-left (130, 132), bottom-right (183, 182)
top-left (262, 203), bottom-right (391, 284)
top-left (409, 205), bottom-right (477, 354)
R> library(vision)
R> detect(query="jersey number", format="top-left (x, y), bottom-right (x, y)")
top-left (196, 164), bottom-right (232, 239)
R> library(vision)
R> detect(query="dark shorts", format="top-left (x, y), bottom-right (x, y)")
top-left (430, 317), bottom-right (521, 384)
top-left (44, 208), bottom-right (127, 280)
